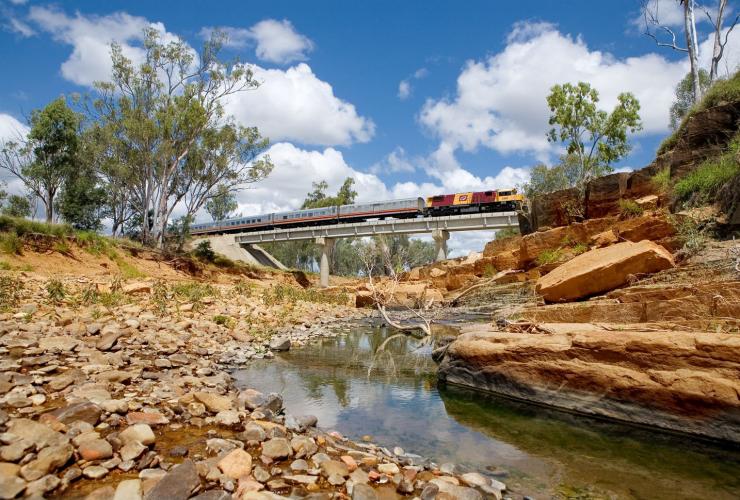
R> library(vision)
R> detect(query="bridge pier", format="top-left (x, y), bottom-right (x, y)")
top-left (431, 229), bottom-right (449, 262)
top-left (315, 237), bottom-right (335, 288)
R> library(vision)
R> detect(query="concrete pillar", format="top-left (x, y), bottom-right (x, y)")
top-left (315, 237), bottom-right (335, 288)
top-left (431, 229), bottom-right (449, 262)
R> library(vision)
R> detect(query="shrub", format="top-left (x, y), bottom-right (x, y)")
top-left (571, 243), bottom-right (589, 255)
top-left (213, 314), bottom-right (235, 328)
top-left (0, 275), bottom-right (23, 311)
top-left (0, 261), bottom-right (10, 270)
top-left (618, 199), bottom-right (644, 218)
top-left (536, 249), bottom-right (563, 266)
top-left (172, 281), bottom-right (217, 303)
top-left (652, 167), bottom-right (671, 193)
top-left (194, 240), bottom-right (215, 261)
top-left (262, 283), bottom-right (348, 307)
top-left (673, 153), bottom-right (740, 206)
top-left (53, 240), bottom-right (72, 255)
top-left (483, 264), bottom-right (497, 278)
top-left (233, 281), bottom-right (255, 297)
top-left (152, 279), bottom-right (169, 315)
top-left (46, 279), bottom-right (66, 303)
top-left (495, 227), bottom-right (520, 241)
top-left (0, 233), bottom-right (23, 255)
top-left (0, 215), bottom-right (73, 238)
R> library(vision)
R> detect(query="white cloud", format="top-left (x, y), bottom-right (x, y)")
top-left (248, 19), bottom-right (314, 64)
top-left (7, 17), bottom-right (35, 37)
top-left (225, 63), bottom-right (374, 147)
top-left (398, 80), bottom-right (411, 100)
top-left (200, 19), bottom-right (314, 64)
top-left (369, 147), bottom-right (416, 174)
top-left (419, 21), bottom-right (686, 167)
top-left (28, 6), bottom-right (185, 87)
top-left (633, 0), bottom-right (687, 29)
top-left (8, 0), bottom-right (29, 5)
top-left (0, 113), bottom-right (28, 143)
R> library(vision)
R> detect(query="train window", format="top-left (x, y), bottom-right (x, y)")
top-left (499, 191), bottom-right (511, 196)
top-left (433, 195), bottom-right (444, 201)
top-left (485, 191), bottom-right (493, 195)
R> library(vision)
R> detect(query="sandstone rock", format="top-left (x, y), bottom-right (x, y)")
top-left (0, 476), bottom-right (25, 499)
top-left (283, 474), bottom-right (317, 485)
top-left (218, 448), bottom-right (252, 479)
top-left (430, 478), bottom-right (482, 500)
top-left (25, 474), bottom-right (60, 496)
top-left (290, 436), bottom-right (317, 458)
top-left (114, 479), bottom-right (143, 500)
top-left (215, 410), bottom-right (240, 427)
top-left (194, 392), bottom-right (233, 413)
top-left (20, 443), bottom-right (73, 481)
top-left (97, 330), bottom-right (124, 351)
top-left (241, 422), bottom-right (267, 442)
top-left (123, 282), bottom-right (151, 294)
top-left (120, 441), bottom-right (148, 461)
top-left (119, 424), bottom-right (155, 446)
top-left (352, 483), bottom-right (378, 500)
top-left (86, 486), bottom-right (116, 500)
top-left (78, 438), bottom-right (113, 461)
top-left (7, 419), bottom-right (67, 449)
top-left (144, 459), bottom-right (199, 500)
top-left (261, 438), bottom-right (291, 460)
top-left (377, 463), bottom-right (399, 475)
top-left (535, 240), bottom-right (674, 302)
top-left (49, 401), bottom-right (102, 425)
top-left (268, 336), bottom-right (290, 351)
top-left (320, 459), bottom-right (349, 478)
top-left (126, 411), bottom-right (169, 426)
top-left (39, 336), bottom-right (80, 352)
top-left (83, 465), bottom-right (109, 479)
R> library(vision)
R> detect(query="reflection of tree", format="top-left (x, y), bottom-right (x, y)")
top-left (438, 385), bottom-right (740, 498)
top-left (331, 378), bottom-right (350, 407)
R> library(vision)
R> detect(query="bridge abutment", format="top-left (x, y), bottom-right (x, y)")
top-left (315, 237), bottom-right (335, 288)
top-left (431, 229), bottom-right (449, 262)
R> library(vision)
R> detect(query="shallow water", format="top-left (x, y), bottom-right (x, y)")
top-left (232, 320), bottom-right (740, 499)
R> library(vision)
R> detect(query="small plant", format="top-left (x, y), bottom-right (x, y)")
top-left (45, 279), bottom-right (66, 304)
top-left (115, 258), bottom-right (144, 279)
top-left (80, 284), bottom-right (100, 305)
top-left (172, 281), bottom-right (217, 304)
top-left (673, 216), bottom-right (707, 259)
top-left (618, 199), bottom-right (644, 218)
top-left (482, 264), bottom-right (498, 278)
top-left (571, 243), bottom-right (589, 255)
top-left (194, 240), bottom-right (216, 262)
top-left (673, 152), bottom-right (740, 206)
top-left (652, 167), bottom-right (671, 193)
top-left (233, 281), bottom-right (255, 297)
top-left (0, 261), bottom-right (11, 271)
top-left (536, 249), bottom-right (563, 266)
top-left (98, 292), bottom-right (125, 311)
top-left (152, 279), bottom-right (169, 316)
top-left (0, 275), bottom-right (24, 311)
top-left (0, 233), bottom-right (23, 255)
top-left (213, 314), bottom-right (236, 328)
top-left (53, 240), bottom-right (72, 255)
top-left (262, 283), bottom-right (349, 307)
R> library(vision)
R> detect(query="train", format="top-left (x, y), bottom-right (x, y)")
top-left (189, 188), bottom-right (524, 235)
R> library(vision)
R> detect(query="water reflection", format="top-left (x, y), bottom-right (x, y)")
top-left (232, 322), bottom-right (740, 499)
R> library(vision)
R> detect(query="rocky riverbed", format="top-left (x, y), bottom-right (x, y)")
top-left (0, 274), bottom-right (509, 499)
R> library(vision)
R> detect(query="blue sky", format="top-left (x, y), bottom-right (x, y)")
top-left (1, 0), bottom-right (738, 254)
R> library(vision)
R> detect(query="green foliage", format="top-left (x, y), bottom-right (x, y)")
top-left (213, 314), bottom-right (235, 328)
top-left (670, 70), bottom-right (711, 131)
top-left (571, 242), bottom-right (589, 255)
top-left (194, 240), bottom-right (216, 261)
top-left (483, 264), bottom-right (498, 278)
top-left (0, 215), bottom-right (73, 238)
top-left (79, 284), bottom-right (99, 305)
top-left (672, 216), bottom-right (707, 259)
top-left (652, 167), bottom-right (671, 193)
top-left (536, 249), bottom-right (563, 266)
top-left (495, 227), bottom-right (520, 241)
top-left (1, 195), bottom-right (32, 218)
top-left (0, 233), bottom-right (23, 255)
top-left (172, 281), bottom-right (217, 304)
top-left (0, 275), bottom-right (23, 311)
top-left (0, 261), bottom-right (10, 271)
top-left (112, 256), bottom-right (144, 279)
top-left (546, 81), bottom-right (642, 197)
top-left (152, 280), bottom-right (169, 316)
top-left (53, 240), bottom-right (72, 255)
top-left (618, 199), bottom-right (644, 218)
top-left (45, 279), bottom-right (66, 303)
top-left (205, 184), bottom-right (238, 222)
top-left (57, 162), bottom-right (106, 230)
top-left (233, 280), bottom-right (255, 297)
top-left (672, 135), bottom-right (740, 207)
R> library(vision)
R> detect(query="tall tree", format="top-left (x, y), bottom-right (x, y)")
top-left (90, 28), bottom-right (270, 246)
top-left (670, 69), bottom-right (711, 130)
top-left (546, 82), bottom-right (642, 211)
top-left (205, 184), bottom-right (239, 221)
top-left (0, 98), bottom-right (80, 223)
top-left (702, 0), bottom-right (740, 81)
top-left (2, 195), bottom-right (32, 218)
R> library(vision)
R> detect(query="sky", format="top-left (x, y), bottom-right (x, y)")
top-left (1, 0), bottom-right (739, 256)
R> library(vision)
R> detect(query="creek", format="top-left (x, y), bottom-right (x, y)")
top-left (232, 319), bottom-right (740, 499)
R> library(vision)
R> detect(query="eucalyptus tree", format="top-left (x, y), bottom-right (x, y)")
top-left (90, 28), bottom-right (270, 246)
top-left (205, 184), bottom-right (239, 221)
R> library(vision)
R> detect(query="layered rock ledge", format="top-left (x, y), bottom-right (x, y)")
top-left (437, 323), bottom-right (740, 443)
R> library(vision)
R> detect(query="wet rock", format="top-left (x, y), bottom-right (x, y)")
top-left (268, 336), bottom-right (290, 351)
top-left (168, 446), bottom-right (188, 458)
top-left (113, 479), bottom-right (143, 500)
top-left (7, 418), bottom-right (67, 449)
top-left (144, 459), bottom-right (199, 500)
top-left (83, 465), bottom-right (109, 479)
top-left (320, 460), bottom-right (349, 478)
top-left (120, 441), bottom-right (148, 461)
top-left (420, 483), bottom-right (438, 500)
top-left (260, 394), bottom-right (283, 414)
top-left (439, 463), bottom-right (456, 475)
top-left (49, 401), bottom-right (103, 426)
top-left (261, 438), bottom-right (291, 460)
top-left (119, 424), bottom-right (155, 446)
top-left (25, 474), bottom-right (60, 496)
top-left (238, 389), bottom-right (266, 410)
top-left (0, 476), bottom-right (26, 499)
top-left (252, 465), bottom-right (270, 483)
top-left (78, 438), bottom-right (113, 461)
top-left (194, 392), bottom-right (233, 413)
top-left (241, 422), bottom-right (267, 443)
top-left (218, 448), bottom-right (252, 479)
top-left (206, 438), bottom-right (238, 455)
top-left (352, 483), bottom-right (379, 500)
top-left (396, 478), bottom-right (414, 494)
top-left (215, 410), bottom-right (240, 427)
top-left (126, 411), bottom-right (169, 426)
top-left (429, 478), bottom-right (482, 500)
top-left (377, 463), bottom-right (400, 475)
top-left (349, 468), bottom-right (369, 485)
top-left (283, 474), bottom-right (317, 485)
top-left (86, 486), bottom-right (116, 500)
top-left (20, 443), bottom-right (73, 481)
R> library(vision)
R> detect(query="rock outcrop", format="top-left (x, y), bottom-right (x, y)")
top-left (437, 323), bottom-right (740, 443)
top-left (535, 240), bottom-right (675, 302)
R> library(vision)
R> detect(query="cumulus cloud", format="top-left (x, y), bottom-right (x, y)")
top-left (27, 5), bottom-right (183, 87)
top-left (200, 19), bottom-right (314, 64)
top-left (225, 63), bottom-right (374, 147)
top-left (398, 67), bottom-right (429, 100)
top-left (7, 17), bottom-right (35, 37)
top-left (369, 147), bottom-right (416, 174)
top-left (419, 21), bottom-right (687, 167)
top-left (0, 113), bottom-right (28, 142)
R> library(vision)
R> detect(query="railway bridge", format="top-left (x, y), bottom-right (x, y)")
top-left (194, 211), bottom-right (520, 287)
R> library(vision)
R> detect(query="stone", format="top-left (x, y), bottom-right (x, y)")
top-left (268, 336), bottom-right (290, 351)
top-left (168, 446), bottom-right (188, 458)
top-left (0, 476), bottom-right (25, 499)
top-left (70, 384), bottom-right (112, 405)
top-left (119, 424), bottom-right (156, 446)
top-left (377, 463), bottom-right (400, 475)
top-left (283, 474), bottom-right (317, 485)
top-left (20, 443), bottom-right (73, 481)
top-left (259, 394), bottom-right (283, 414)
top-left (1, 440), bottom-right (32, 461)
top-left (194, 392), bottom-right (233, 413)
top-left (261, 438), bottom-right (291, 460)
top-left (86, 486), bottom-right (116, 500)
top-left (39, 336), bottom-right (80, 352)
top-left (101, 399), bottom-right (129, 414)
top-left (126, 412), bottom-right (169, 426)
top-left (78, 438), bottom-right (113, 461)
top-left (352, 483), bottom-right (379, 500)
top-left (144, 459), bottom-right (199, 500)
top-left (123, 282), bottom-right (151, 294)
top-left (120, 441), bottom-right (148, 461)
top-left (535, 240), bottom-right (674, 302)
top-left (83, 465), bottom-right (109, 479)
top-left (114, 479), bottom-right (143, 500)
top-left (215, 410), bottom-right (240, 427)
top-left (49, 401), bottom-right (103, 426)
top-left (289, 459), bottom-right (308, 472)
top-left (242, 422), bottom-right (267, 442)
top-left (340, 455), bottom-right (358, 472)
top-left (396, 478), bottom-right (414, 494)
top-left (25, 474), bottom-right (60, 496)
top-left (430, 478), bottom-right (482, 500)
top-left (252, 466), bottom-right (270, 483)
top-left (218, 448), bottom-right (253, 479)
top-left (97, 330), bottom-right (124, 351)
top-left (238, 389), bottom-right (266, 410)
top-left (320, 460), bottom-right (349, 478)
top-left (191, 491), bottom-right (231, 500)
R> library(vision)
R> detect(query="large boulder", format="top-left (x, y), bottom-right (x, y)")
top-left (535, 240), bottom-right (674, 302)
